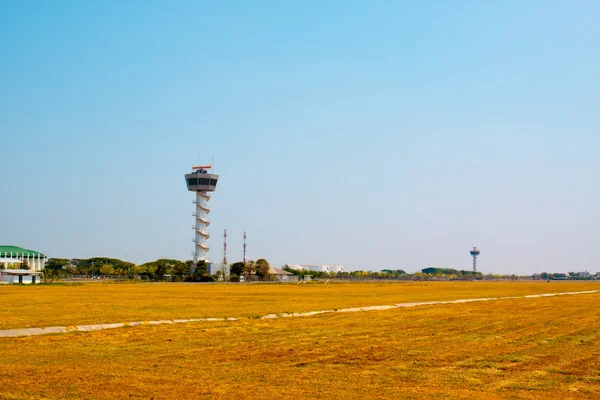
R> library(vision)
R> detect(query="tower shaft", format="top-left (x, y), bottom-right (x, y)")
top-left (469, 246), bottom-right (480, 275)
top-left (193, 191), bottom-right (211, 262)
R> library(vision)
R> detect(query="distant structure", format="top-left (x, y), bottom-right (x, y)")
top-left (185, 165), bottom-right (219, 263)
top-left (223, 229), bottom-right (227, 265)
top-left (284, 264), bottom-right (345, 273)
top-left (0, 245), bottom-right (46, 271)
top-left (218, 228), bottom-right (228, 279)
top-left (243, 231), bottom-right (247, 263)
top-left (470, 246), bottom-right (480, 273)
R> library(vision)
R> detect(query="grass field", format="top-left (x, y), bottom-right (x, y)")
top-left (0, 281), bottom-right (599, 329)
top-left (1, 282), bottom-right (599, 399)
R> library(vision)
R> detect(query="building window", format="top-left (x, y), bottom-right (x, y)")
top-left (188, 177), bottom-right (217, 186)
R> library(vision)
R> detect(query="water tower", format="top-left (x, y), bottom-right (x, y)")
top-left (185, 165), bottom-right (219, 262)
top-left (470, 246), bottom-right (480, 274)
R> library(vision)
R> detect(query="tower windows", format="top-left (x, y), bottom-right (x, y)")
top-left (187, 177), bottom-right (218, 187)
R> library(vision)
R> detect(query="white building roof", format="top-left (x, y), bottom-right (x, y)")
top-left (269, 266), bottom-right (293, 275)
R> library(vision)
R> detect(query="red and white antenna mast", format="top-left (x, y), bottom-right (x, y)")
top-left (243, 231), bottom-right (247, 263)
top-left (223, 229), bottom-right (227, 265)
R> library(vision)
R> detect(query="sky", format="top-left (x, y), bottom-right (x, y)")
top-left (1, 1), bottom-right (599, 275)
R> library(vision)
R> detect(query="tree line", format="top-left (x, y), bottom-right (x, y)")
top-left (280, 266), bottom-right (529, 281)
top-left (41, 257), bottom-right (552, 282)
top-left (41, 257), bottom-right (275, 283)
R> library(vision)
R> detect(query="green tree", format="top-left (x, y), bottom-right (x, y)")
top-left (191, 260), bottom-right (213, 282)
top-left (130, 264), bottom-right (143, 278)
top-left (139, 262), bottom-right (158, 280)
top-left (244, 260), bottom-right (256, 279)
top-left (171, 261), bottom-right (189, 281)
top-left (65, 263), bottom-right (75, 276)
top-left (42, 258), bottom-right (71, 282)
top-left (137, 259), bottom-right (186, 280)
top-left (255, 258), bottom-right (270, 280)
top-left (230, 262), bottom-right (245, 277)
top-left (70, 257), bottom-right (134, 277)
top-left (184, 260), bottom-right (195, 275)
top-left (153, 260), bottom-right (170, 278)
top-left (381, 269), bottom-right (406, 276)
top-left (99, 263), bottom-right (115, 276)
top-left (70, 258), bottom-right (89, 275)
top-left (282, 266), bottom-right (301, 275)
top-left (195, 260), bottom-right (208, 277)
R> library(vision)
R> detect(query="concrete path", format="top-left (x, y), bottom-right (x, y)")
top-left (0, 289), bottom-right (597, 339)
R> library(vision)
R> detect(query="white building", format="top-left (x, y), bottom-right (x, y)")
top-left (283, 264), bottom-right (304, 271)
top-left (282, 264), bottom-right (345, 273)
top-left (0, 246), bottom-right (46, 271)
top-left (328, 264), bottom-right (345, 273)
top-left (306, 264), bottom-right (329, 272)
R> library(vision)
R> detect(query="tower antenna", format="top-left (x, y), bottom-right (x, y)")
top-left (243, 231), bottom-right (247, 263)
top-left (223, 229), bottom-right (227, 265)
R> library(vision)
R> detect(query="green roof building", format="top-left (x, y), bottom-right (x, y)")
top-left (0, 245), bottom-right (46, 271)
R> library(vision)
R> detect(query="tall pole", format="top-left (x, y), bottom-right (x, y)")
top-left (223, 229), bottom-right (227, 265)
top-left (243, 231), bottom-right (247, 263)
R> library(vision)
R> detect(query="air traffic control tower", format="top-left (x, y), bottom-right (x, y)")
top-left (185, 165), bottom-right (219, 262)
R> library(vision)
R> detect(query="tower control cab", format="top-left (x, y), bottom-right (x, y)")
top-left (185, 165), bottom-right (219, 192)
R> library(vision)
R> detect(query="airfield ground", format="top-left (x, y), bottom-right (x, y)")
top-left (0, 282), bottom-right (599, 399)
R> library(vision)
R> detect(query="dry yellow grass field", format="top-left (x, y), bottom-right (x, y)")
top-left (0, 281), bottom-right (598, 329)
top-left (0, 282), bottom-right (599, 399)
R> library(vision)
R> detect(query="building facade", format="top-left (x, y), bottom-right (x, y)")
top-left (0, 246), bottom-right (46, 271)
top-left (283, 264), bottom-right (345, 273)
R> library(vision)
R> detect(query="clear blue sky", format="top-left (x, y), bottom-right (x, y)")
top-left (2, 1), bottom-right (599, 274)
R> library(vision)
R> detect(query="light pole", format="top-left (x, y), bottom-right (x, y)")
top-left (43, 249), bottom-right (50, 272)
top-left (90, 252), bottom-right (99, 280)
